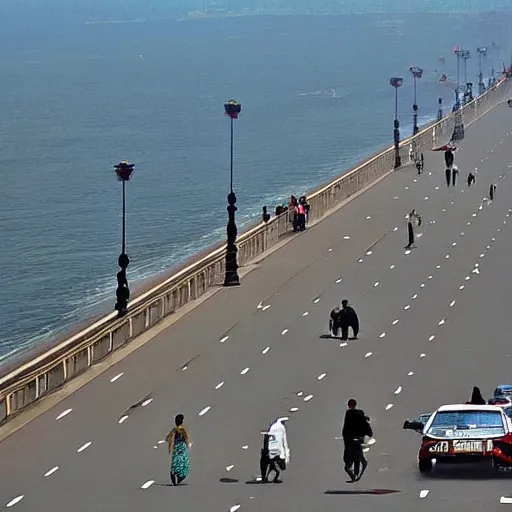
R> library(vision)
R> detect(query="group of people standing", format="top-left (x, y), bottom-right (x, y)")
top-left (275, 195), bottom-right (310, 231)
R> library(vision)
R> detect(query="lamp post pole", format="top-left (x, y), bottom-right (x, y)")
top-left (223, 100), bottom-right (242, 287)
top-left (409, 66), bottom-right (423, 136)
top-left (454, 46), bottom-right (461, 107)
top-left (114, 160), bottom-right (134, 316)
top-left (437, 97), bottom-right (443, 122)
top-left (390, 77), bottom-right (403, 169)
top-left (477, 47), bottom-right (487, 96)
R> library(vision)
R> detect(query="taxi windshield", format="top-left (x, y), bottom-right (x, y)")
top-left (427, 410), bottom-right (505, 438)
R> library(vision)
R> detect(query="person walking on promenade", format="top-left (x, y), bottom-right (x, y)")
top-left (467, 172), bottom-right (475, 187)
top-left (339, 299), bottom-right (359, 341)
top-left (452, 165), bottom-right (459, 186)
top-left (329, 303), bottom-right (342, 337)
top-left (490, 183), bottom-right (496, 201)
top-left (166, 414), bottom-right (191, 485)
top-left (260, 418), bottom-right (290, 483)
top-left (342, 399), bottom-right (373, 483)
top-left (405, 209), bottom-right (421, 250)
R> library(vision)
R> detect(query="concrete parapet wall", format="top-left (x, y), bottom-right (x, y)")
top-left (1, 77), bottom-right (510, 425)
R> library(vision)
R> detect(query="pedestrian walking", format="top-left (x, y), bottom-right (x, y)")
top-left (166, 414), bottom-right (191, 485)
top-left (490, 183), bottom-right (496, 200)
top-left (260, 418), bottom-right (290, 483)
top-left (339, 299), bottom-right (359, 341)
top-left (467, 172), bottom-right (475, 187)
top-left (342, 399), bottom-right (373, 483)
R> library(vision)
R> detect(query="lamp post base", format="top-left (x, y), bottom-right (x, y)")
top-left (224, 191), bottom-right (241, 287)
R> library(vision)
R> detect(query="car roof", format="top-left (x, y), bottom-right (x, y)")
top-left (437, 404), bottom-right (503, 412)
top-left (496, 385), bottom-right (512, 390)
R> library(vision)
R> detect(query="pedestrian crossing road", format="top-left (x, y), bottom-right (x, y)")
top-left (1, 104), bottom-right (512, 512)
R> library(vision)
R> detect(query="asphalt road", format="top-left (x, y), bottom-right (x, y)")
top-left (2, 104), bottom-right (512, 512)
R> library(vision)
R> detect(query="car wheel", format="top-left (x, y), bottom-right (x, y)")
top-left (419, 459), bottom-right (433, 473)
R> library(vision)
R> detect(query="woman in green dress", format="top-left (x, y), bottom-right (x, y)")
top-left (166, 414), bottom-right (191, 485)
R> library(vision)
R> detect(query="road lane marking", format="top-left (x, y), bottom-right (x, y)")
top-left (374, 281), bottom-right (379, 287)
top-left (340, 342), bottom-right (347, 347)
top-left (428, 275), bottom-right (433, 280)
top-left (392, 319), bottom-right (399, 325)
top-left (226, 465), bottom-right (235, 471)
top-left (385, 404), bottom-right (394, 411)
top-left (379, 332), bottom-right (386, 338)
top-left (411, 294), bottom-right (418, 299)
top-left (366, 216), bottom-right (371, 219)
top-left (215, 382), bottom-right (225, 390)
top-left (241, 445), bottom-right (249, 450)
top-left (220, 336), bottom-right (230, 343)
top-left (390, 264), bottom-right (395, 269)
top-left (365, 352), bottom-right (372, 358)
top-left (358, 258), bottom-right (364, 263)
top-left (230, 506), bottom-right (241, 512)
top-left (408, 371), bottom-right (414, 376)
top-left (199, 406), bottom-right (211, 416)
top-left (438, 319), bottom-right (445, 326)
top-left (393, 226), bottom-right (398, 231)
top-left (404, 305), bottom-right (410, 310)
top-left (118, 415), bottom-right (129, 424)
top-left (44, 466), bottom-right (59, 477)
top-left (141, 480), bottom-right (155, 490)
top-left (420, 283), bottom-right (425, 288)
top-left (77, 442), bottom-right (92, 453)
top-left (394, 386), bottom-right (402, 395)
top-left (303, 311), bottom-right (309, 316)
top-left (420, 353), bottom-right (426, 358)
top-left (436, 265), bottom-right (441, 269)
top-left (459, 285), bottom-right (465, 290)
top-left (420, 490), bottom-right (430, 499)
top-left (56, 408), bottom-right (73, 421)
top-left (336, 278), bottom-right (342, 283)
top-left (317, 373), bottom-right (327, 380)
top-left (405, 250), bottom-right (411, 255)
top-left (141, 398), bottom-right (153, 407)
top-left (262, 347), bottom-right (271, 355)
top-left (110, 373), bottom-right (124, 383)
top-left (240, 367), bottom-right (250, 375)
top-left (290, 407), bottom-right (299, 412)
top-left (304, 395), bottom-right (314, 402)
top-left (281, 329), bottom-right (289, 335)
top-left (366, 250), bottom-right (373, 255)
top-left (450, 300), bottom-right (456, 307)
top-left (313, 298), bottom-right (320, 304)
top-left (428, 335), bottom-right (435, 342)
top-left (445, 254), bottom-right (450, 259)
top-left (343, 235), bottom-right (351, 240)
top-left (262, 305), bottom-right (271, 311)
top-left (6, 496), bottom-right (24, 508)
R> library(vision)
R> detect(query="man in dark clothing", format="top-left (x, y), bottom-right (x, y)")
top-left (342, 399), bottom-right (373, 482)
top-left (444, 149), bottom-right (454, 169)
top-left (260, 433), bottom-right (271, 482)
top-left (339, 300), bottom-right (359, 340)
top-left (445, 167), bottom-right (452, 187)
top-left (490, 184), bottom-right (496, 201)
top-left (467, 172), bottom-right (475, 187)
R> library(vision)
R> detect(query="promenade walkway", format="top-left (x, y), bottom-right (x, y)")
top-left (1, 104), bottom-right (512, 511)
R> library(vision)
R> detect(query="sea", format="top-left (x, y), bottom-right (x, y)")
top-left (1, 6), bottom-right (511, 365)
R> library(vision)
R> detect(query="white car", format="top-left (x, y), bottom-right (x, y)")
top-left (403, 404), bottom-right (512, 473)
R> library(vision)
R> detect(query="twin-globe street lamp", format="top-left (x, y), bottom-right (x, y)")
top-left (409, 66), bottom-right (423, 136)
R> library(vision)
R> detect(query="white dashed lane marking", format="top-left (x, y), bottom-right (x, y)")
top-left (290, 407), bottom-right (299, 412)
top-left (390, 264), bottom-right (395, 270)
top-left (199, 406), bottom-right (211, 417)
top-left (420, 490), bottom-right (430, 499)
top-left (394, 386), bottom-right (402, 395)
top-left (408, 371), bottom-right (414, 376)
top-left (392, 319), bottom-right (399, 325)
top-left (317, 372), bottom-right (327, 380)
top-left (220, 336), bottom-right (229, 343)
top-left (118, 415), bottom-right (129, 424)
top-left (404, 305), bottom-right (410, 310)
top-left (56, 408), bottom-right (73, 421)
top-left (230, 505), bottom-right (241, 512)
top-left (240, 367), bottom-right (250, 375)
top-left (304, 395), bottom-right (314, 402)
top-left (450, 300), bottom-right (456, 307)
top-left (302, 311), bottom-right (309, 316)
top-left (226, 465), bottom-right (235, 471)
top-left (215, 382), bottom-right (225, 390)
top-left (262, 305), bottom-right (271, 312)
top-left (385, 404), bottom-right (394, 411)
top-left (6, 496), bottom-right (24, 508)
top-left (428, 335), bottom-right (435, 342)
top-left (420, 353), bottom-right (426, 358)
top-left (141, 398), bottom-right (153, 407)
top-left (44, 466), bottom-right (59, 477)
top-left (281, 329), bottom-right (289, 335)
top-left (141, 480), bottom-right (155, 490)
top-left (110, 373), bottom-right (124, 383)
top-left (77, 442), bottom-right (92, 453)
top-left (365, 352), bottom-right (373, 358)
top-left (379, 332), bottom-right (386, 338)
top-left (262, 347), bottom-right (271, 355)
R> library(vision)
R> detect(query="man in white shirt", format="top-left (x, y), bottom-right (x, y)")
top-left (260, 417), bottom-right (290, 483)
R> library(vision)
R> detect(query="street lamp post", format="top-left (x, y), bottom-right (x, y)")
top-left (114, 160), bottom-right (135, 316)
top-left (223, 100), bottom-right (242, 287)
top-left (409, 66), bottom-right (423, 136)
top-left (454, 46), bottom-right (461, 108)
top-left (390, 77), bottom-right (403, 169)
top-left (477, 46), bottom-right (487, 95)
top-left (437, 97), bottom-right (443, 122)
